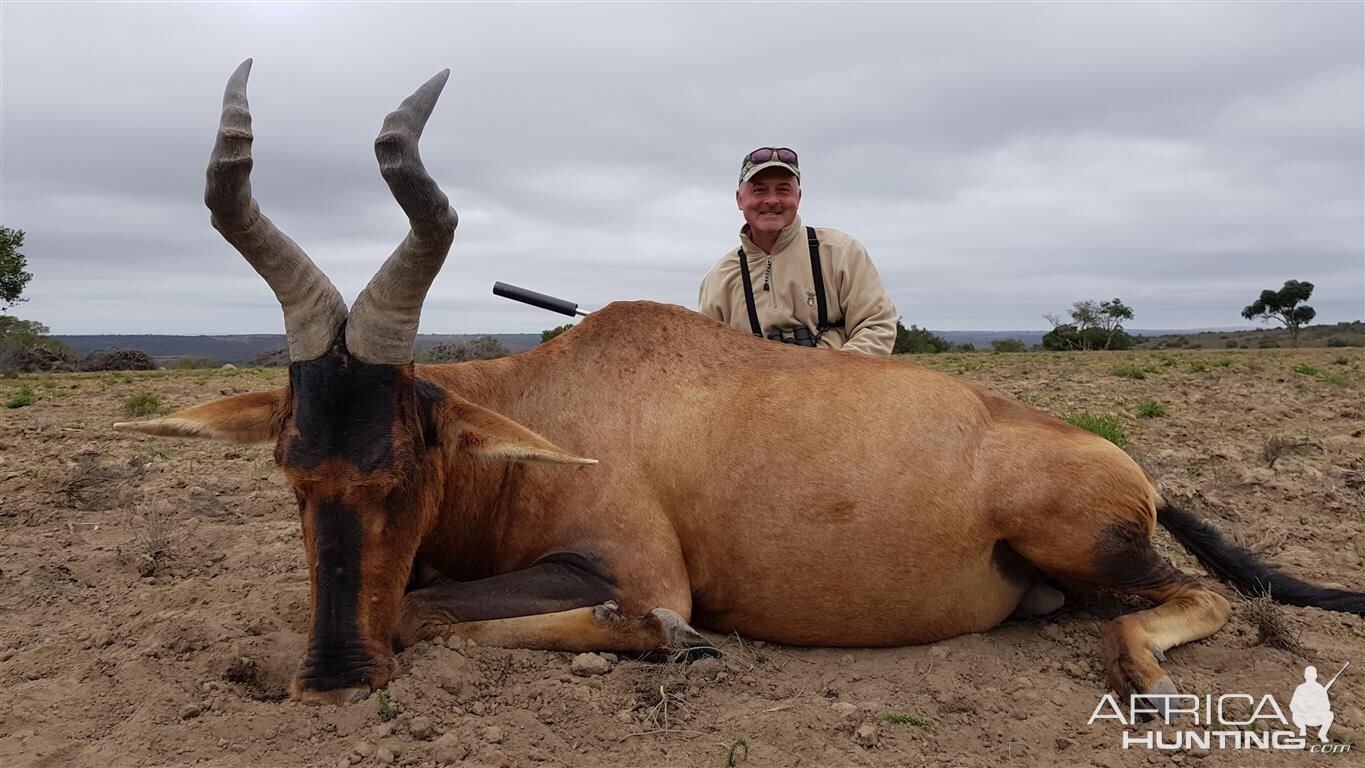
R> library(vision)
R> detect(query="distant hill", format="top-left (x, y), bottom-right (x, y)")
top-left (1130, 321), bottom-right (1363, 350)
top-left (54, 321), bottom-right (1362, 364)
top-left (53, 334), bottom-right (542, 365)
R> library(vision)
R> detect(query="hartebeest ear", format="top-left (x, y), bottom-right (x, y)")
top-left (113, 389), bottom-right (289, 444)
top-left (442, 395), bottom-right (598, 465)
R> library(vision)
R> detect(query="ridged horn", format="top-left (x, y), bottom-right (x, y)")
top-left (345, 69), bottom-right (458, 365)
top-left (205, 59), bottom-right (347, 362)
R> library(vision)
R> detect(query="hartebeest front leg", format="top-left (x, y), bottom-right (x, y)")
top-left (395, 555), bottom-right (712, 656)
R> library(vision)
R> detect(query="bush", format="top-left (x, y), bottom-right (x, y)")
top-left (991, 339), bottom-right (1027, 353)
top-left (1326, 337), bottom-right (1358, 348)
top-left (1062, 412), bottom-right (1127, 447)
top-left (1293, 365), bottom-right (1320, 377)
top-left (422, 336), bottom-right (509, 363)
top-left (1136, 400), bottom-right (1168, 419)
top-left (1225, 340), bottom-right (1239, 348)
top-left (123, 392), bottom-right (163, 417)
top-left (5, 384), bottom-right (35, 408)
top-left (79, 349), bottom-right (156, 372)
top-left (894, 322), bottom-right (951, 354)
top-left (1112, 366), bottom-right (1147, 380)
top-left (251, 348), bottom-right (290, 367)
top-left (541, 324), bottom-right (574, 343)
top-left (170, 356), bottom-right (217, 369)
top-left (1188, 361), bottom-right (1209, 373)
top-left (956, 343), bottom-right (976, 353)
top-left (1257, 339), bottom-right (1280, 349)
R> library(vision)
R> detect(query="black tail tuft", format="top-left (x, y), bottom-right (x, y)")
top-left (1157, 503), bottom-right (1365, 616)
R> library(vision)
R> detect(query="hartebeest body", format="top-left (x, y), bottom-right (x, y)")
top-left (119, 62), bottom-right (1365, 714)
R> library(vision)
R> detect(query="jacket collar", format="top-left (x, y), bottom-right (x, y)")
top-left (740, 214), bottom-right (804, 256)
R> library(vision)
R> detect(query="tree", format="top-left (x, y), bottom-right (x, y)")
top-left (894, 319), bottom-right (951, 354)
top-left (1, 226), bottom-right (31, 310)
top-left (1241, 280), bottom-right (1315, 347)
top-left (991, 338), bottom-right (1027, 353)
top-left (541, 324), bottom-right (575, 343)
top-left (1043, 298), bottom-right (1135, 351)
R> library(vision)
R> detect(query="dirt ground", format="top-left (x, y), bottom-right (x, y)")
top-left (2, 347), bottom-right (1362, 768)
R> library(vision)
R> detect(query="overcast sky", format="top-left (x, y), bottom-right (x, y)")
top-left (2, 2), bottom-right (1362, 334)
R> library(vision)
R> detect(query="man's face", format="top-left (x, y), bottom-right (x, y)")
top-left (737, 169), bottom-right (801, 238)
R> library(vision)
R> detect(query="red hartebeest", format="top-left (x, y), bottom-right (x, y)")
top-left (117, 61), bottom-right (1365, 713)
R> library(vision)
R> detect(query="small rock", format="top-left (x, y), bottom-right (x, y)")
top-left (335, 758), bottom-right (351, 768)
top-left (1188, 747), bottom-right (1210, 759)
top-left (838, 654), bottom-right (855, 666)
top-left (137, 555), bottom-right (157, 578)
top-left (471, 700), bottom-right (486, 716)
top-left (408, 715), bottom-right (434, 740)
top-left (600, 653), bottom-right (618, 663)
top-left (375, 745), bottom-right (394, 764)
top-left (1064, 661), bottom-right (1089, 679)
top-left (831, 702), bottom-right (858, 717)
top-left (688, 656), bottom-right (721, 677)
top-left (854, 722), bottom-right (879, 748)
top-left (432, 733), bottom-right (468, 764)
top-left (483, 725), bottom-right (505, 744)
top-left (353, 741), bottom-right (375, 758)
top-left (481, 748), bottom-right (510, 767)
top-left (1055, 737), bottom-right (1074, 751)
top-left (373, 721), bottom-right (394, 738)
top-left (1040, 624), bottom-right (1065, 643)
top-left (179, 703), bottom-right (202, 720)
top-left (570, 652), bottom-right (611, 677)
top-left (927, 645), bottom-right (949, 659)
top-left (616, 710), bottom-right (634, 723)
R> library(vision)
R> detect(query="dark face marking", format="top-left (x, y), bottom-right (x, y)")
top-left (294, 497), bottom-right (378, 691)
top-left (285, 351), bottom-right (402, 472)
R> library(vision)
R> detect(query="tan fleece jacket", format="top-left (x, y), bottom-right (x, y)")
top-left (698, 216), bottom-right (898, 356)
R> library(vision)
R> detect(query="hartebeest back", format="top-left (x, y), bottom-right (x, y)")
top-left (118, 62), bottom-right (1365, 718)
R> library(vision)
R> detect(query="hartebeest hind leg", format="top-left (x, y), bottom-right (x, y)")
top-left (1007, 508), bottom-right (1231, 717)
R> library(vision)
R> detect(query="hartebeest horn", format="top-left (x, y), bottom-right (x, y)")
top-left (205, 59), bottom-right (348, 362)
top-left (345, 69), bottom-right (459, 364)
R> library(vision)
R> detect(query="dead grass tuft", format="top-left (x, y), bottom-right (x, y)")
top-left (1243, 588), bottom-right (1307, 657)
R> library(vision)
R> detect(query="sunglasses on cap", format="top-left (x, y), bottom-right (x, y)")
top-left (745, 147), bottom-right (798, 166)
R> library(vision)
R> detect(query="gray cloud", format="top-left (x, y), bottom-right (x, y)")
top-left (2, 2), bottom-right (1360, 334)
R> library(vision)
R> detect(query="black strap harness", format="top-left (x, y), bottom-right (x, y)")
top-left (737, 226), bottom-right (837, 339)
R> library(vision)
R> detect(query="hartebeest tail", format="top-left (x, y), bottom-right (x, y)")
top-left (1158, 502), bottom-right (1365, 616)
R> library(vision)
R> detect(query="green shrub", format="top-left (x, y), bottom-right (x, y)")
top-left (541, 324), bottom-right (574, 343)
top-left (1293, 365), bottom-right (1320, 377)
top-left (1188, 361), bottom-right (1209, 373)
top-left (1225, 340), bottom-right (1239, 348)
top-left (894, 322), bottom-right (951, 354)
top-left (881, 712), bottom-right (934, 729)
top-left (5, 384), bottom-right (35, 408)
top-left (1257, 339), bottom-right (1280, 349)
top-left (1136, 400), bottom-right (1168, 419)
top-left (1211, 357), bottom-right (1233, 368)
top-left (1062, 412), bottom-right (1127, 447)
top-left (123, 392), bottom-right (163, 417)
top-left (1320, 371), bottom-right (1351, 386)
top-left (956, 342), bottom-right (976, 353)
top-left (1326, 337), bottom-right (1351, 348)
top-left (1112, 366), bottom-right (1147, 380)
top-left (990, 338), bottom-right (1027, 353)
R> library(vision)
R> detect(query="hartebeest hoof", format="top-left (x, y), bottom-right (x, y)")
top-left (1136, 675), bottom-right (1180, 723)
top-left (649, 608), bottom-right (717, 657)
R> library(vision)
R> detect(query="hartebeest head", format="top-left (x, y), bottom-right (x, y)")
top-left (116, 60), bottom-right (594, 704)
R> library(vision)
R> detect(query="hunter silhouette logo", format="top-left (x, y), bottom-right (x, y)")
top-left (806, 290), bottom-right (816, 307)
top-left (1292, 663), bottom-right (1346, 743)
top-left (1087, 661), bottom-right (1352, 753)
